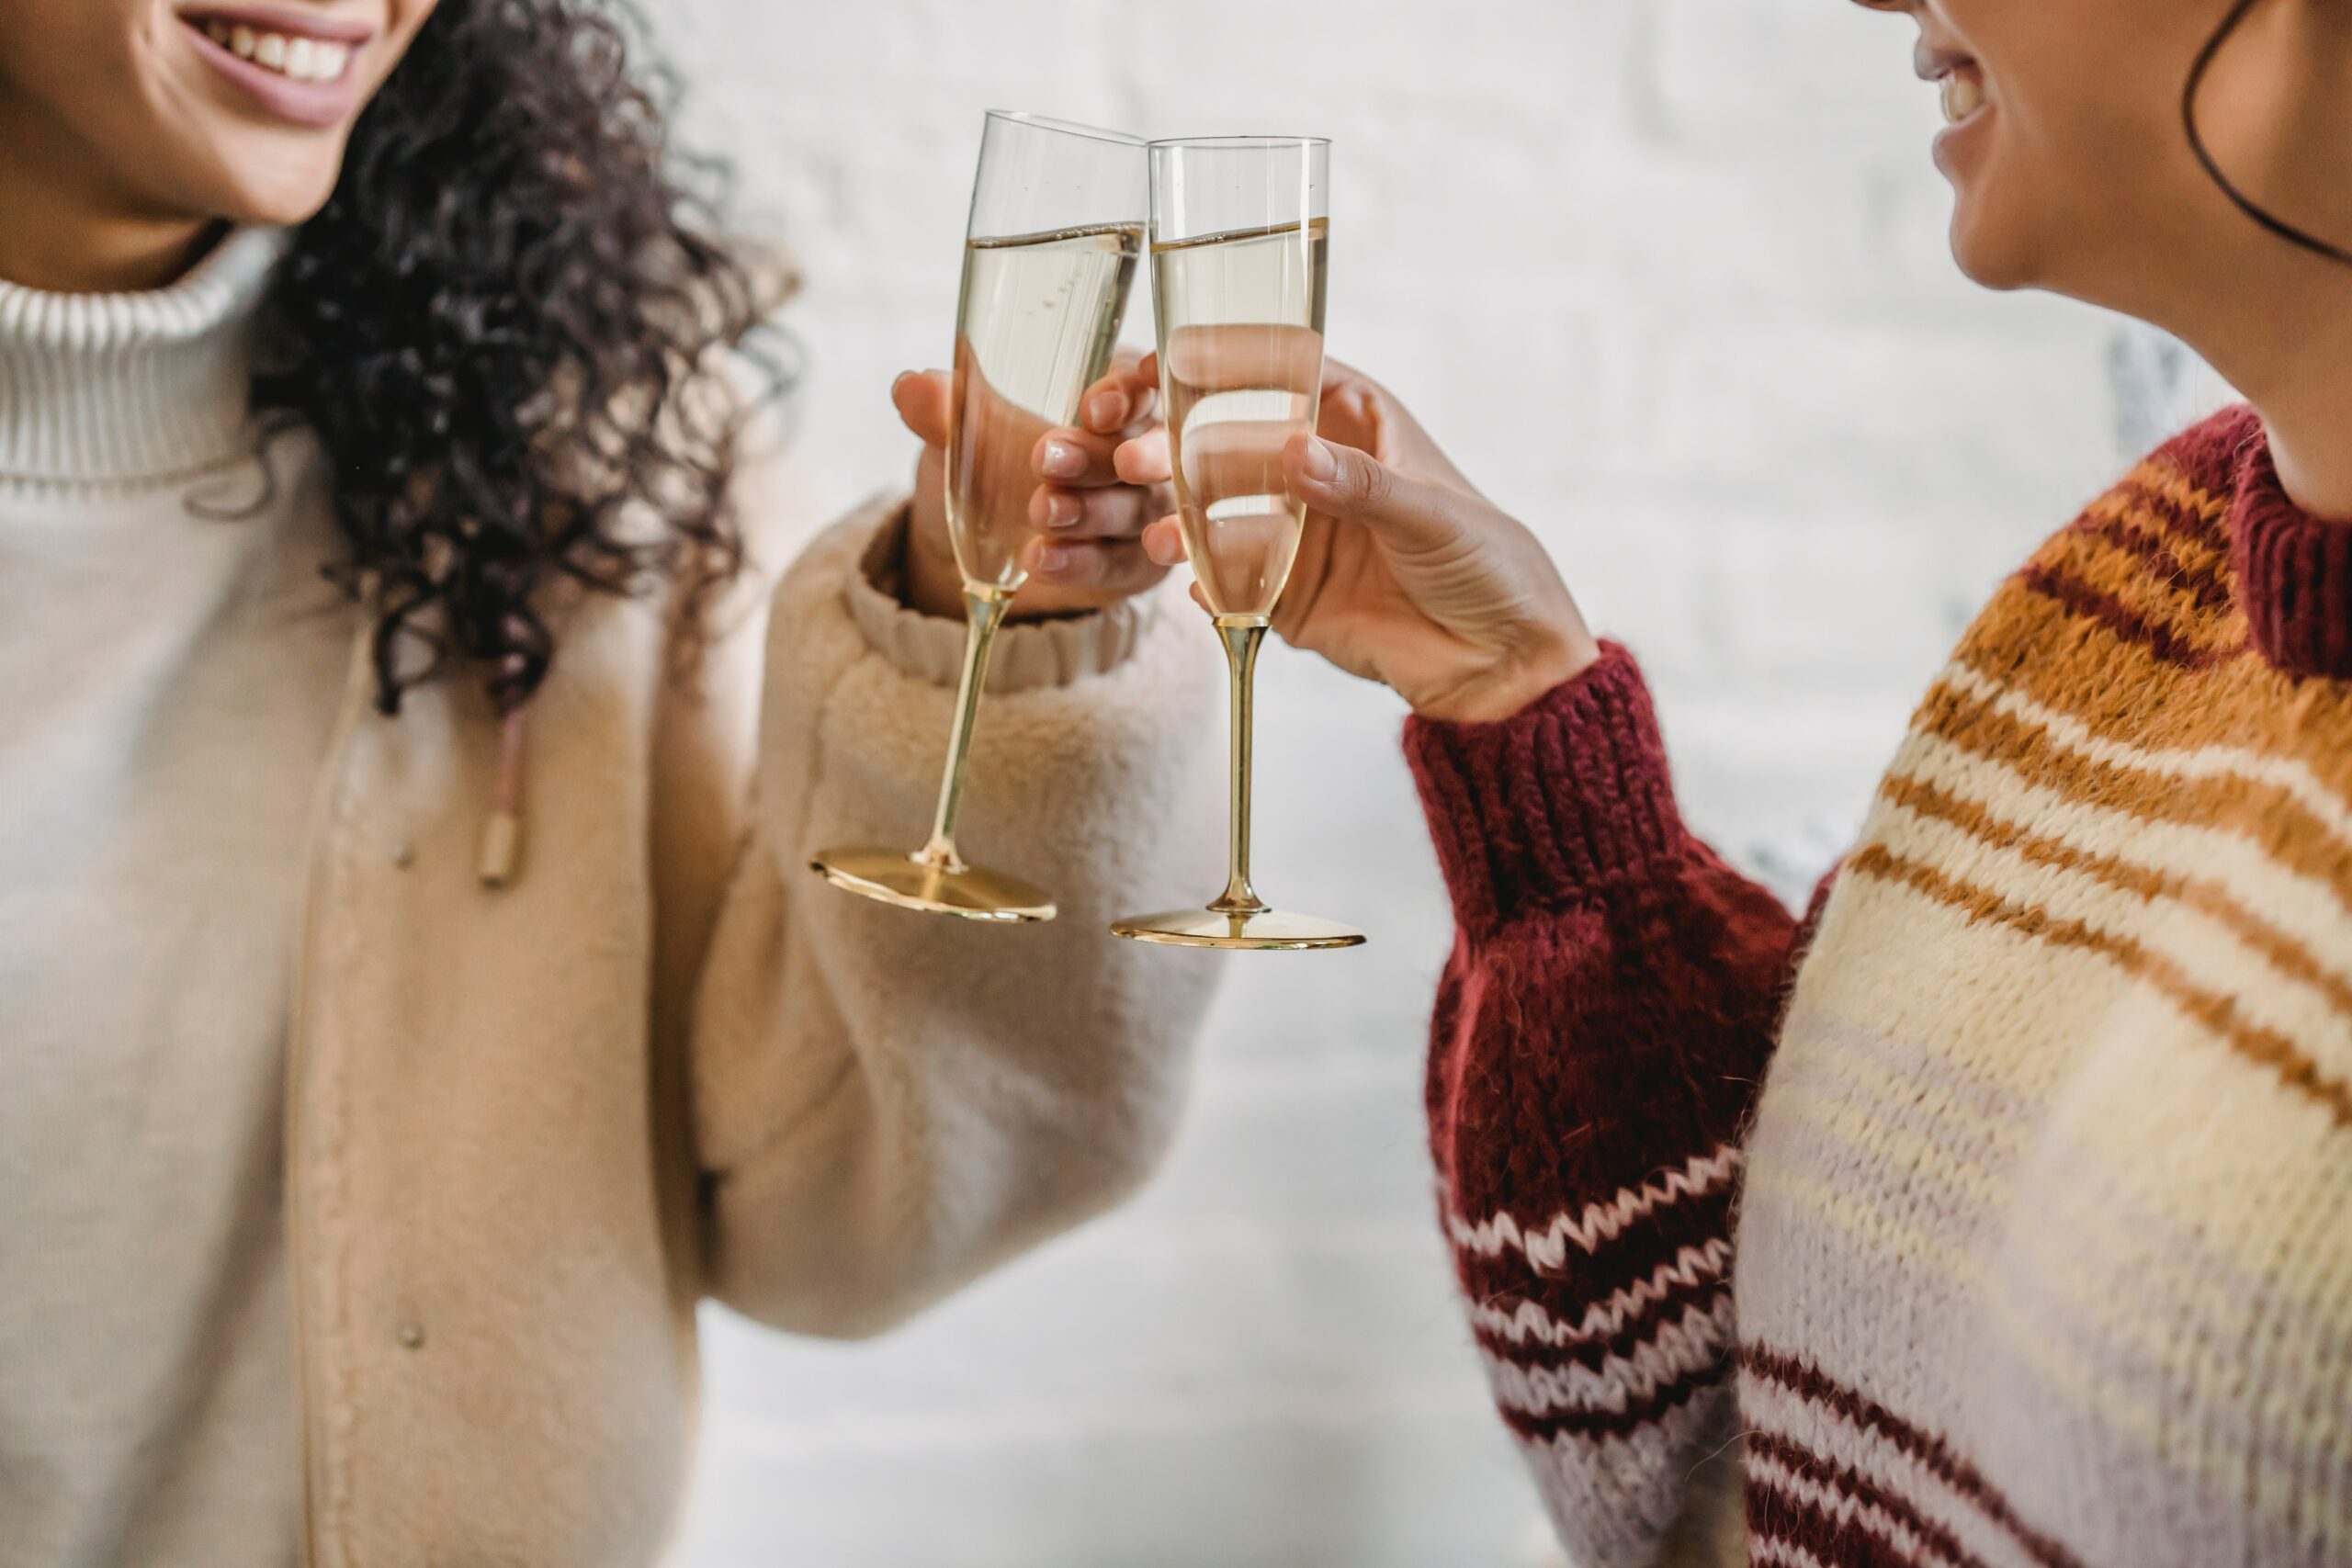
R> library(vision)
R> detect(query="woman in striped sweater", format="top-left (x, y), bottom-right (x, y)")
top-left (1118, 0), bottom-right (2352, 1562)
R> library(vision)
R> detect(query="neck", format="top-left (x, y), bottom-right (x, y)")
top-left (2156, 0), bottom-right (2352, 518)
top-left (0, 215), bottom-right (222, 296)
top-left (2177, 254), bottom-right (2352, 521)
top-left (0, 93), bottom-right (218, 293)
top-left (2245, 367), bottom-right (2352, 526)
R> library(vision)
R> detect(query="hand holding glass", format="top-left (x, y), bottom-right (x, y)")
top-left (811, 113), bottom-right (1146, 922)
top-left (1113, 137), bottom-right (1363, 952)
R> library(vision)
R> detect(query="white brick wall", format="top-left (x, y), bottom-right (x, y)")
top-left (647, 4), bottom-right (2213, 1563)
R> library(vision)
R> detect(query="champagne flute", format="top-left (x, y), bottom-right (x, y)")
top-left (1113, 137), bottom-right (1363, 952)
top-left (812, 113), bottom-right (1148, 922)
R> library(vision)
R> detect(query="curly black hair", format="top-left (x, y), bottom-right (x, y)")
top-left (254, 0), bottom-right (782, 716)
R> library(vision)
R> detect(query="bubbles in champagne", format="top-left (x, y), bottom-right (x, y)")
top-left (1153, 218), bottom-right (1329, 618)
top-left (946, 224), bottom-right (1143, 592)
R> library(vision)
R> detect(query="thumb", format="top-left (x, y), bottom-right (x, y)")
top-left (1284, 433), bottom-right (1464, 555)
top-left (893, 369), bottom-right (951, 447)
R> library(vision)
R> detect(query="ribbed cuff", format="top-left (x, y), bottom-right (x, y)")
top-left (1403, 642), bottom-right (1690, 929)
top-left (841, 502), bottom-right (1157, 692)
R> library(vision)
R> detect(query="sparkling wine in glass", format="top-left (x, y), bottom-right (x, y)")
top-left (812, 113), bottom-right (1146, 922)
top-left (1113, 136), bottom-right (1363, 952)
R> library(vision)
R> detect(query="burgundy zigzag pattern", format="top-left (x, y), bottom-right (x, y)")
top-left (1451, 1180), bottom-right (1739, 1308)
top-left (1494, 1357), bottom-right (1733, 1446)
top-left (1467, 1267), bottom-right (1729, 1370)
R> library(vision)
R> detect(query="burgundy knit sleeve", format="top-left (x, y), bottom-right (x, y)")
top-left (1404, 642), bottom-right (1804, 1565)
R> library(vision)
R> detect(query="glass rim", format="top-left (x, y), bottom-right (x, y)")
top-left (1147, 135), bottom-right (1331, 152)
top-left (982, 110), bottom-right (1147, 147)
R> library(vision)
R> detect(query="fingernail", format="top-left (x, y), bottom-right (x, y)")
top-left (1041, 440), bottom-right (1085, 479)
top-left (1035, 545), bottom-right (1069, 574)
top-left (1087, 389), bottom-right (1127, 429)
top-left (1301, 437), bottom-right (1338, 483)
top-left (1042, 492), bottom-right (1080, 529)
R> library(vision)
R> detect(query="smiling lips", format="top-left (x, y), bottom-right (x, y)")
top-left (175, 7), bottom-right (377, 126)
top-left (1915, 39), bottom-right (1988, 128)
top-left (194, 17), bottom-right (353, 82)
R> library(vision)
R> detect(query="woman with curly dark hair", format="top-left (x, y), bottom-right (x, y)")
top-left (0, 2), bottom-right (1220, 1562)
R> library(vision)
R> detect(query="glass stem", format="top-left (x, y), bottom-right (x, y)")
top-left (918, 585), bottom-right (1012, 874)
top-left (1208, 615), bottom-right (1272, 917)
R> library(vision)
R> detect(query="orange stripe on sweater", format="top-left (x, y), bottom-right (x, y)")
top-left (1880, 773), bottom-right (2352, 1026)
top-left (1848, 843), bottom-right (2352, 1129)
top-left (1914, 682), bottom-right (2352, 907)
top-left (2015, 564), bottom-right (2236, 671)
top-left (2077, 504), bottom-right (2233, 615)
top-left (2032, 510), bottom-right (2245, 658)
top-left (1942, 591), bottom-right (2352, 799)
top-left (2121, 457), bottom-right (2231, 540)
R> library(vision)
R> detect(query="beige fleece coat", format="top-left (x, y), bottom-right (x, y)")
top-left (287, 441), bottom-right (1226, 1565)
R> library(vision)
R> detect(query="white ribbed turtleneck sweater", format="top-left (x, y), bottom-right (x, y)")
top-left (0, 229), bottom-right (319, 1567)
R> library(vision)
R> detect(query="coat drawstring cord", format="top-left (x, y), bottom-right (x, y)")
top-left (478, 669), bottom-right (529, 889)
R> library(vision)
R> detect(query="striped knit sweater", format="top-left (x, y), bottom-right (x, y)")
top-left (1404, 406), bottom-right (2352, 1568)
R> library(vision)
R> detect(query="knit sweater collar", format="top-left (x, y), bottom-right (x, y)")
top-left (0, 227), bottom-right (288, 488)
top-left (2219, 406), bottom-right (2352, 682)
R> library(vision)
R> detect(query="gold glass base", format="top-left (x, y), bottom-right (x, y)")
top-left (1110, 906), bottom-right (1365, 952)
top-left (810, 848), bottom-right (1057, 924)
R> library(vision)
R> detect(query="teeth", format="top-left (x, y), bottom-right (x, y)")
top-left (196, 18), bottom-right (352, 81)
top-left (1940, 72), bottom-right (1986, 125)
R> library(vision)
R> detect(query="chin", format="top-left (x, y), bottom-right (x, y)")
top-left (230, 180), bottom-right (342, 228)
top-left (1945, 197), bottom-right (2041, 294)
top-left (197, 136), bottom-right (350, 228)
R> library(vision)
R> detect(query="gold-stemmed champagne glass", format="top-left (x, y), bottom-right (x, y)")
top-left (1113, 136), bottom-right (1363, 952)
top-left (812, 112), bottom-right (1148, 922)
